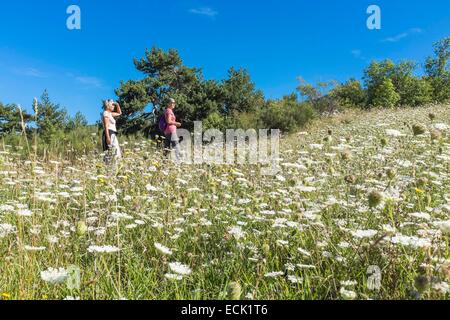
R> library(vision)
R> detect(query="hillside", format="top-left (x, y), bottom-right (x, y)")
top-left (0, 104), bottom-right (449, 300)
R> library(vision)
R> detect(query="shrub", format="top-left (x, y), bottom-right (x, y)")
top-left (364, 60), bottom-right (431, 108)
top-left (330, 79), bottom-right (367, 109)
top-left (203, 112), bottom-right (227, 131)
top-left (260, 95), bottom-right (316, 133)
top-left (426, 76), bottom-right (450, 103)
top-left (399, 77), bottom-right (433, 107)
top-left (370, 78), bottom-right (400, 108)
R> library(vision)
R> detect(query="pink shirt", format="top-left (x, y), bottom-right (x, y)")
top-left (164, 108), bottom-right (177, 135)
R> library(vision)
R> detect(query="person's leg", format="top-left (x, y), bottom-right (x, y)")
top-left (111, 133), bottom-right (122, 159)
top-left (170, 132), bottom-right (182, 162)
top-left (164, 134), bottom-right (172, 158)
top-left (102, 131), bottom-right (110, 164)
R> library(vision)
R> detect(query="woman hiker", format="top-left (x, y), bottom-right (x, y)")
top-left (163, 98), bottom-right (182, 161)
top-left (101, 99), bottom-right (122, 163)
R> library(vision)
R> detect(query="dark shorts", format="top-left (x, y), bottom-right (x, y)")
top-left (102, 130), bottom-right (118, 151)
top-left (164, 132), bottom-right (179, 150)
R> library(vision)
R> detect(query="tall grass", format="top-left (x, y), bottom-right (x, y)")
top-left (0, 104), bottom-right (449, 300)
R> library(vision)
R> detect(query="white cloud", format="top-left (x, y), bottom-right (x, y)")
top-left (351, 50), bottom-right (362, 58)
top-left (382, 28), bottom-right (423, 43)
top-left (189, 7), bottom-right (218, 18)
top-left (67, 73), bottom-right (103, 88)
top-left (75, 76), bottom-right (103, 88)
top-left (12, 67), bottom-right (47, 78)
top-left (350, 49), bottom-right (369, 62)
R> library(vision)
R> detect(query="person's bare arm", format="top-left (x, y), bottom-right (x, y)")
top-left (111, 102), bottom-right (122, 117)
top-left (103, 115), bottom-right (111, 146)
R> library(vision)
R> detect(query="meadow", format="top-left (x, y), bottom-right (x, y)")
top-left (0, 104), bottom-right (449, 300)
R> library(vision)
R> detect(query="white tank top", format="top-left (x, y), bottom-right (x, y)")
top-left (103, 111), bottom-right (117, 132)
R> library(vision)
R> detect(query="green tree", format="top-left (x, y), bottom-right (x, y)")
top-left (117, 47), bottom-right (215, 133)
top-left (364, 60), bottom-right (396, 107)
top-left (260, 94), bottom-right (316, 132)
top-left (115, 79), bottom-right (151, 134)
top-left (170, 78), bottom-right (223, 131)
top-left (0, 102), bottom-right (31, 136)
top-left (330, 79), bottom-right (367, 109)
top-left (116, 47), bottom-right (265, 133)
top-left (297, 78), bottom-right (338, 114)
top-left (35, 90), bottom-right (69, 142)
top-left (400, 77), bottom-right (433, 107)
top-left (425, 37), bottom-right (450, 102)
top-left (363, 60), bottom-right (429, 107)
top-left (66, 112), bottom-right (88, 131)
top-left (370, 78), bottom-right (400, 108)
top-left (221, 68), bottom-right (264, 115)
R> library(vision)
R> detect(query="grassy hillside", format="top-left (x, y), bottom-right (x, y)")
top-left (0, 104), bottom-right (449, 300)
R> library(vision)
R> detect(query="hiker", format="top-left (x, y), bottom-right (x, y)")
top-left (101, 99), bottom-right (122, 163)
top-left (161, 98), bottom-right (182, 161)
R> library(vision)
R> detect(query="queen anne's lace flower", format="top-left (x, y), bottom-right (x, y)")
top-left (88, 245), bottom-right (120, 253)
top-left (0, 224), bottom-right (16, 238)
top-left (41, 268), bottom-right (68, 284)
top-left (169, 262), bottom-right (192, 276)
top-left (154, 243), bottom-right (173, 256)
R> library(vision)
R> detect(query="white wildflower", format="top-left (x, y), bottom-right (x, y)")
top-left (276, 240), bottom-right (289, 246)
top-left (296, 185), bottom-right (317, 192)
top-left (0, 223), bottom-right (16, 238)
top-left (110, 212), bottom-right (133, 220)
top-left (385, 129), bottom-right (403, 137)
top-left (0, 204), bottom-right (14, 212)
top-left (87, 245), bottom-right (120, 253)
top-left (298, 248), bottom-right (312, 257)
top-left (340, 287), bottom-right (357, 300)
top-left (309, 144), bottom-right (324, 150)
top-left (165, 273), bottom-right (183, 281)
top-left (145, 184), bottom-right (160, 192)
top-left (154, 243), bottom-right (173, 256)
top-left (41, 267), bottom-right (68, 284)
top-left (432, 281), bottom-right (450, 294)
top-left (351, 229), bottom-right (378, 239)
top-left (17, 209), bottom-right (33, 217)
top-left (409, 212), bottom-right (431, 221)
top-left (228, 226), bottom-right (246, 240)
top-left (287, 275), bottom-right (303, 284)
top-left (433, 123), bottom-right (449, 131)
top-left (169, 262), bottom-right (192, 276)
top-left (390, 235), bottom-right (431, 248)
top-left (24, 245), bottom-right (46, 251)
top-left (264, 271), bottom-right (284, 278)
top-left (435, 220), bottom-right (450, 235)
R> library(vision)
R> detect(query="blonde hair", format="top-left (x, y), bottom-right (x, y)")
top-left (103, 99), bottom-right (114, 110)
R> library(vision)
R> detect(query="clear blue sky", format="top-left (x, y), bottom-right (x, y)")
top-left (0, 0), bottom-right (449, 123)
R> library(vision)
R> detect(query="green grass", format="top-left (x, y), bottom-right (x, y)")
top-left (0, 104), bottom-right (449, 300)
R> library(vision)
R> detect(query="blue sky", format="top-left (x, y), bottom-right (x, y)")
top-left (0, 0), bottom-right (449, 123)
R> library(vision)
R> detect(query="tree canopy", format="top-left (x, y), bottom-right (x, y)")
top-left (116, 47), bottom-right (264, 134)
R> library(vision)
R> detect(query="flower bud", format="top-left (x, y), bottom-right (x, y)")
top-left (368, 191), bottom-right (383, 208)
top-left (76, 221), bottom-right (87, 236)
top-left (227, 282), bottom-right (242, 300)
top-left (412, 124), bottom-right (427, 136)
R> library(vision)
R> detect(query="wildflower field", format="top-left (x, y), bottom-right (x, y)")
top-left (0, 104), bottom-right (449, 300)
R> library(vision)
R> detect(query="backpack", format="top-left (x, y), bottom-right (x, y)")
top-left (159, 114), bottom-right (167, 133)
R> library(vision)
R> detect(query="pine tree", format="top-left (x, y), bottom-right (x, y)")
top-left (35, 90), bottom-right (68, 142)
top-left (0, 102), bottom-right (31, 136)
